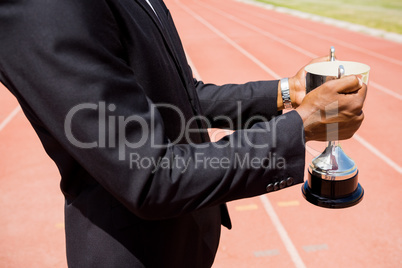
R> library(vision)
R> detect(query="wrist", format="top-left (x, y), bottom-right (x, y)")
top-left (288, 76), bottom-right (297, 107)
top-left (295, 107), bottom-right (310, 142)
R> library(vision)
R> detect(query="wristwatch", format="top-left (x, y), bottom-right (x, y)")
top-left (280, 78), bottom-right (292, 109)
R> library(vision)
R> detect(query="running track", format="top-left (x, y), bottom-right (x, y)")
top-left (0, 0), bottom-right (401, 267)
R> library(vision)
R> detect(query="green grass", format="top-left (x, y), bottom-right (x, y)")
top-left (255, 0), bottom-right (402, 34)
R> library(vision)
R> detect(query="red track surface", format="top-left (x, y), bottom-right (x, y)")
top-left (1, 0), bottom-right (401, 267)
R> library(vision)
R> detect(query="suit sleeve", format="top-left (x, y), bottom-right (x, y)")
top-left (194, 79), bottom-right (281, 129)
top-left (0, 0), bottom-right (306, 220)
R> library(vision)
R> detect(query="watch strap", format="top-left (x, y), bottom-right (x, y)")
top-left (280, 78), bottom-right (292, 109)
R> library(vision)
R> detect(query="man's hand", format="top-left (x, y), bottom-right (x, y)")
top-left (296, 76), bottom-right (367, 142)
top-left (288, 56), bottom-right (329, 108)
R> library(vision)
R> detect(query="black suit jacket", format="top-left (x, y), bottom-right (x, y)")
top-left (0, 0), bottom-right (306, 267)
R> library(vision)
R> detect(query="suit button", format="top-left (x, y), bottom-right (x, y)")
top-left (266, 184), bottom-right (274, 193)
top-left (286, 177), bottom-right (294, 186)
top-left (274, 182), bottom-right (279, 191)
top-left (279, 180), bottom-right (286, 189)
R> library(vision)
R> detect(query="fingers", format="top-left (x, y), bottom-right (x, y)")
top-left (298, 76), bottom-right (367, 142)
top-left (313, 110), bottom-right (364, 141)
top-left (298, 57), bottom-right (368, 142)
top-left (341, 81), bottom-right (367, 116)
top-left (356, 81), bottom-right (368, 102)
top-left (326, 75), bottom-right (362, 94)
top-left (338, 111), bottom-right (364, 140)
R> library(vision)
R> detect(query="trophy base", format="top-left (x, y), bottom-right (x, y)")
top-left (302, 180), bottom-right (364, 209)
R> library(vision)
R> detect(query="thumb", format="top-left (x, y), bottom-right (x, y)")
top-left (335, 75), bottom-right (362, 94)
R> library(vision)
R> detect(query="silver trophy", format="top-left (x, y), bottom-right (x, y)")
top-left (302, 47), bottom-right (370, 208)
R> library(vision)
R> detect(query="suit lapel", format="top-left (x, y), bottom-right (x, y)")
top-left (135, 0), bottom-right (196, 105)
top-left (134, 0), bottom-right (180, 71)
top-left (135, 0), bottom-right (164, 30)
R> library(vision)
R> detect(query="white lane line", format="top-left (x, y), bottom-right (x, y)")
top-left (180, 2), bottom-right (401, 263)
top-left (369, 81), bottom-right (402, 101)
top-left (354, 134), bottom-right (402, 174)
top-left (195, 0), bottom-right (316, 59)
top-left (0, 106), bottom-right (21, 133)
top-left (176, 0), bottom-right (280, 79)
top-left (303, 244), bottom-right (329, 253)
top-left (254, 249), bottom-right (280, 257)
top-left (177, 2), bottom-right (305, 267)
top-left (195, 0), bottom-right (402, 100)
top-left (260, 195), bottom-right (306, 268)
top-left (184, 0), bottom-right (402, 174)
top-left (236, 0), bottom-right (402, 66)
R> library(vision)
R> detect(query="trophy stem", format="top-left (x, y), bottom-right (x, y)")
top-left (327, 140), bottom-right (340, 163)
top-left (328, 140), bottom-right (338, 147)
top-left (302, 138), bottom-right (364, 208)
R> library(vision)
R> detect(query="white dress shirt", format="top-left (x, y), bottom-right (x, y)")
top-left (145, 0), bottom-right (158, 16)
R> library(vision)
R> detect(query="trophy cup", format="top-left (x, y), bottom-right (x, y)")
top-left (301, 47), bottom-right (370, 208)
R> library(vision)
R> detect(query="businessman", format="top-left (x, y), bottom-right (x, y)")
top-left (0, 0), bottom-right (366, 267)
